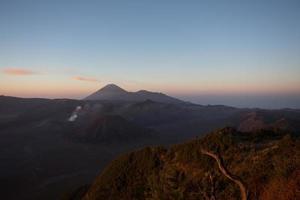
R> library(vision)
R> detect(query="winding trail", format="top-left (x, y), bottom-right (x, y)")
top-left (201, 149), bottom-right (248, 200)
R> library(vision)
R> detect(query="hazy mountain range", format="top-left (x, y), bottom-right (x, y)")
top-left (0, 84), bottom-right (299, 199)
top-left (84, 84), bottom-right (185, 104)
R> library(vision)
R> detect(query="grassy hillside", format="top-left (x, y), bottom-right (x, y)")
top-left (72, 127), bottom-right (299, 200)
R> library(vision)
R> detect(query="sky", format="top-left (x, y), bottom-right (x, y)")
top-left (0, 0), bottom-right (300, 108)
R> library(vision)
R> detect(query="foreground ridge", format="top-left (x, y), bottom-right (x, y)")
top-left (66, 127), bottom-right (299, 200)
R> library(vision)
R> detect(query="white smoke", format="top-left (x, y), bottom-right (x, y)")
top-left (68, 106), bottom-right (82, 122)
top-left (68, 114), bottom-right (78, 122)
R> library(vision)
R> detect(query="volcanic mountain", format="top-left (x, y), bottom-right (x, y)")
top-left (67, 115), bottom-right (156, 143)
top-left (84, 84), bottom-right (185, 104)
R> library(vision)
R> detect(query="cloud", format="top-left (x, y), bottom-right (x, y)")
top-left (73, 76), bottom-right (100, 82)
top-left (3, 68), bottom-right (37, 75)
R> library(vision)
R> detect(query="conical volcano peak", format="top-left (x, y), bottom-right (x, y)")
top-left (85, 83), bottom-right (185, 104)
top-left (84, 84), bottom-right (128, 100)
top-left (99, 84), bottom-right (127, 92)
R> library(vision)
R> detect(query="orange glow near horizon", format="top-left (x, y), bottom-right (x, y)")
top-left (1, 79), bottom-right (299, 99)
top-left (1, 67), bottom-right (300, 99)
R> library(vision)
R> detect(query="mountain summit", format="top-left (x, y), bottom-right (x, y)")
top-left (84, 84), bottom-right (185, 104)
top-left (98, 84), bottom-right (127, 93)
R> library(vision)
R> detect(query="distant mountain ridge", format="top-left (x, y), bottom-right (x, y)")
top-left (84, 84), bottom-right (185, 104)
top-left (67, 114), bottom-right (155, 143)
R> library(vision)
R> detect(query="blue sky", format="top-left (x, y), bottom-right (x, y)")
top-left (0, 0), bottom-right (300, 108)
